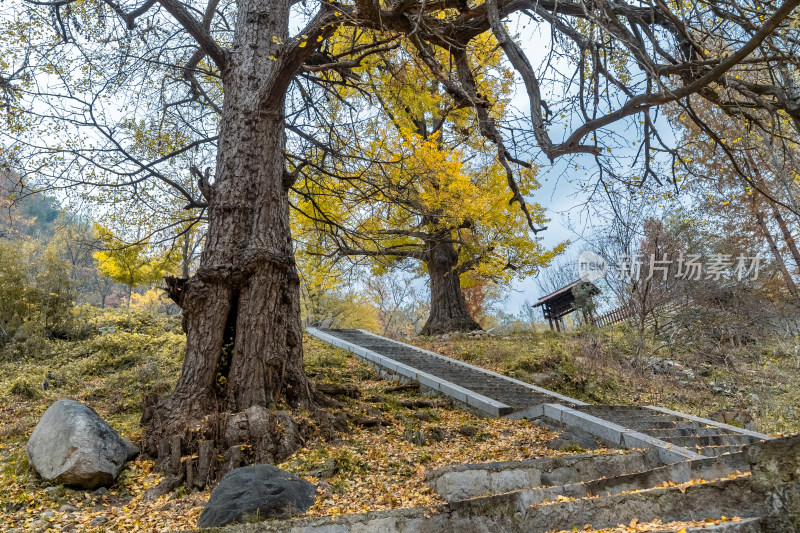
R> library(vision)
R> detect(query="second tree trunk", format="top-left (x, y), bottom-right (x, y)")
top-left (421, 240), bottom-right (482, 335)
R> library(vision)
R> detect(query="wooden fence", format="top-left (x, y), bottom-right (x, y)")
top-left (593, 304), bottom-right (635, 328)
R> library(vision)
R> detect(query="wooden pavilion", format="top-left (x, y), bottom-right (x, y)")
top-left (534, 280), bottom-right (601, 331)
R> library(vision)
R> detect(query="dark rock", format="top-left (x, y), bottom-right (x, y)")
top-left (143, 474), bottom-right (181, 501)
top-left (197, 464), bottom-right (316, 528)
top-left (457, 425), bottom-right (478, 437)
top-left (90, 517), bottom-right (108, 526)
top-left (398, 399), bottom-right (437, 409)
top-left (385, 384), bottom-right (419, 393)
top-left (355, 416), bottom-right (389, 428)
top-left (364, 395), bottom-right (386, 403)
top-left (26, 399), bottom-right (134, 489)
top-left (426, 428), bottom-right (445, 442)
top-left (92, 487), bottom-right (108, 496)
top-left (547, 427), bottom-right (601, 452)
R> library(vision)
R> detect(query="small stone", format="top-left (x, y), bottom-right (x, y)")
top-left (120, 437), bottom-right (140, 461)
top-left (90, 517), bottom-right (109, 526)
top-left (41, 510), bottom-right (55, 519)
top-left (457, 425), bottom-right (478, 437)
top-left (28, 520), bottom-right (46, 530)
top-left (426, 428), bottom-right (445, 442)
top-left (58, 504), bottom-right (79, 513)
top-left (92, 487), bottom-right (108, 496)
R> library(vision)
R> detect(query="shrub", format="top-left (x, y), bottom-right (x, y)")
top-left (9, 378), bottom-right (39, 399)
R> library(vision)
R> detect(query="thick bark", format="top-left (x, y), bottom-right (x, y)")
top-left (143, 0), bottom-right (314, 483)
top-left (420, 240), bottom-right (482, 335)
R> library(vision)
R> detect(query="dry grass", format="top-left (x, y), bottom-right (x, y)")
top-left (415, 326), bottom-right (800, 435)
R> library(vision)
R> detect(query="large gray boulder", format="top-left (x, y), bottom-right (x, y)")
top-left (26, 399), bottom-right (139, 489)
top-left (198, 464), bottom-right (316, 528)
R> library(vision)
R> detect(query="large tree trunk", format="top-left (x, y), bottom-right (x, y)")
top-left (420, 240), bottom-right (482, 335)
top-left (143, 0), bottom-right (316, 488)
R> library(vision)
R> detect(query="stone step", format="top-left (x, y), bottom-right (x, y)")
top-left (584, 412), bottom-right (695, 425)
top-left (425, 450), bottom-right (664, 501)
top-left (627, 420), bottom-right (708, 430)
top-left (313, 328), bottom-right (575, 411)
top-left (308, 328), bottom-right (770, 462)
top-left (684, 518), bottom-right (762, 532)
top-left (518, 452), bottom-right (748, 506)
top-left (658, 435), bottom-right (755, 447)
top-left (698, 445), bottom-right (748, 457)
top-left (215, 476), bottom-right (764, 533)
top-left (646, 427), bottom-right (751, 438)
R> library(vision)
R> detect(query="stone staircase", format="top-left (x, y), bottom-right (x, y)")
top-left (211, 437), bottom-right (798, 532)
top-left (307, 327), bottom-right (771, 463)
top-left (313, 328), bottom-right (570, 411)
top-left (573, 405), bottom-right (766, 457)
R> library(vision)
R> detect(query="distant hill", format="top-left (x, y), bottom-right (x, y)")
top-left (0, 170), bottom-right (61, 240)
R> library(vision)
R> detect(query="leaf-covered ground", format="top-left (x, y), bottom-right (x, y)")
top-left (1, 310), bottom-right (789, 531)
top-left (0, 310), bottom-right (606, 532)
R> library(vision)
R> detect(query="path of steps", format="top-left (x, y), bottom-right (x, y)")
top-left (307, 327), bottom-right (770, 462)
top-left (573, 406), bottom-right (767, 457)
top-left (204, 435), bottom-right (800, 532)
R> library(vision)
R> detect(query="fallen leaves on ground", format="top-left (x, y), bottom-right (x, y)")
top-left (1, 337), bottom-right (621, 531)
top-left (550, 515), bottom-right (743, 532)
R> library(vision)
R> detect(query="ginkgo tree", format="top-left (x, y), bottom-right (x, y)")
top-left (93, 225), bottom-right (178, 307)
top-left (294, 36), bottom-right (565, 334)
